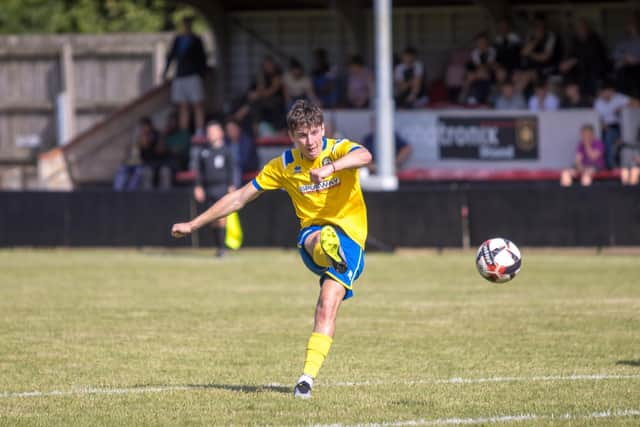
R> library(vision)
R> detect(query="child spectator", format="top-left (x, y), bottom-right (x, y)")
top-left (560, 124), bottom-right (605, 187)
top-left (494, 81), bottom-right (526, 110)
top-left (346, 54), bottom-right (373, 108)
top-left (528, 81), bottom-right (559, 111)
top-left (394, 47), bottom-right (427, 108)
top-left (619, 128), bottom-right (640, 185)
top-left (161, 111), bottom-right (191, 171)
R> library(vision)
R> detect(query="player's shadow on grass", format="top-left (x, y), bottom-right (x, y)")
top-left (616, 359), bottom-right (640, 367)
top-left (187, 384), bottom-right (290, 394)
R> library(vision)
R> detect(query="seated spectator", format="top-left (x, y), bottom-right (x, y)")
top-left (161, 110), bottom-right (191, 171)
top-left (594, 81), bottom-right (631, 169)
top-left (362, 125), bottom-right (413, 172)
top-left (311, 48), bottom-right (337, 107)
top-left (613, 17), bottom-right (640, 99)
top-left (346, 54), bottom-right (373, 108)
top-left (560, 81), bottom-right (592, 108)
top-left (494, 19), bottom-right (522, 74)
top-left (444, 49), bottom-right (470, 103)
top-left (460, 32), bottom-right (496, 105)
top-left (283, 58), bottom-right (318, 109)
top-left (494, 81), bottom-right (526, 110)
top-left (520, 16), bottom-right (563, 80)
top-left (114, 117), bottom-right (169, 190)
top-left (560, 124), bottom-right (605, 187)
top-left (224, 118), bottom-right (259, 188)
top-left (528, 81), bottom-right (559, 111)
top-left (619, 128), bottom-right (640, 185)
top-left (559, 18), bottom-right (609, 97)
top-left (233, 56), bottom-right (286, 134)
top-left (394, 47), bottom-right (427, 108)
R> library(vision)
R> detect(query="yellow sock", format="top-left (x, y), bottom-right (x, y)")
top-left (311, 242), bottom-right (330, 268)
top-left (302, 332), bottom-right (333, 378)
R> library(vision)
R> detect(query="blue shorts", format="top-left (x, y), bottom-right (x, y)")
top-left (297, 225), bottom-right (365, 300)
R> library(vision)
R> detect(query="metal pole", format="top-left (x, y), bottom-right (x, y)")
top-left (373, 0), bottom-right (398, 191)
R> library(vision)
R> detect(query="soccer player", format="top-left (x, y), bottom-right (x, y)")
top-left (171, 100), bottom-right (372, 398)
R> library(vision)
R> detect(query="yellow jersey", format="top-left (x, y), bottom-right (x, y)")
top-left (252, 137), bottom-right (368, 248)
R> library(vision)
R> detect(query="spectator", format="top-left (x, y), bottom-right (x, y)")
top-left (233, 56), bottom-right (286, 135)
top-left (163, 16), bottom-right (208, 138)
top-left (494, 19), bottom-right (522, 73)
top-left (559, 18), bottom-right (609, 97)
top-left (345, 54), bottom-right (373, 108)
top-left (114, 117), bottom-right (168, 190)
top-left (161, 110), bottom-right (191, 171)
top-left (594, 81), bottom-right (631, 169)
top-left (311, 48), bottom-right (337, 107)
top-left (560, 81), bottom-right (592, 108)
top-left (193, 121), bottom-right (236, 257)
top-left (528, 81), bottom-right (559, 111)
top-left (394, 47), bottom-right (427, 108)
top-left (460, 33), bottom-right (496, 105)
top-left (282, 58), bottom-right (318, 109)
top-left (613, 17), bottom-right (640, 99)
top-left (560, 124), bottom-right (605, 187)
top-left (619, 128), bottom-right (640, 185)
top-left (224, 118), bottom-right (259, 188)
top-left (520, 16), bottom-right (563, 79)
top-left (362, 124), bottom-right (413, 172)
top-left (494, 81), bottom-right (526, 110)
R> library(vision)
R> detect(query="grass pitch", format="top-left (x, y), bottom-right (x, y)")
top-left (0, 248), bottom-right (639, 426)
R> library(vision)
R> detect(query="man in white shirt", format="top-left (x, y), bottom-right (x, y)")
top-left (394, 47), bottom-right (426, 108)
top-left (594, 82), bottom-right (631, 169)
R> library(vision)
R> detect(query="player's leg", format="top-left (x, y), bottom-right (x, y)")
top-left (294, 279), bottom-right (345, 399)
top-left (302, 227), bottom-right (347, 273)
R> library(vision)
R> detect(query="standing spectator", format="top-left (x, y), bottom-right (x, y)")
top-left (520, 16), bottom-right (563, 80)
top-left (560, 124), bottom-right (605, 187)
top-left (559, 18), bottom-right (609, 97)
top-left (560, 81), bottom-right (592, 108)
top-left (311, 48), bottom-right (337, 107)
top-left (494, 81), bottom-right (526, 110)
top-left (528, 81), bottom-right (559, 111)
top-left (394, 47), bottom-right (427, 108)
top-left (613, 17), bottom-right (640, 99)
top-left (161, 110), bottom-right (191, 171)
top-left (163, 16), bottom-right (208, 138)
top-left (283, 58), bottom-right (318, 109)
top-left (345, 54), bottom-right (373, 108)
top-left (494, 19), bottom-right (522, 74)
top-left (594, 82), bottom-right (631, 169)
top-left (193, 121), bottom-right (236, 257)
top-left (225, 119), bottom-right (259, 188)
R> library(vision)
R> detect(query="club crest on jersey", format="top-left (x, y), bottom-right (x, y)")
top-left (294, 166), bottom-right (302, 174)
top-left (298, 177), bottom-right (341, 194)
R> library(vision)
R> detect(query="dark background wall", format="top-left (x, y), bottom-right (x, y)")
top-left (1, 185), bottom-right (639, 248)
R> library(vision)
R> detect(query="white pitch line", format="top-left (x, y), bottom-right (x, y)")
top-left (312, 409), bottom-right (640, 427)
top-left (2, 373), bottom-right (640, 399)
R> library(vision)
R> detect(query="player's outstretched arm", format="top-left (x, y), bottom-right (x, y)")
top-left (171, 181), bottom-right (261, 238)
top-left (310, 146), bottom-right (372, 184)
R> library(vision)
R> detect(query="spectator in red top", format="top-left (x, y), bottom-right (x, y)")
top-left (560, 124), bottom-right (606, 187)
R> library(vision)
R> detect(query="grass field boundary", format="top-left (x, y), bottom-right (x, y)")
top-left (312, 409), bottom-right (640, 426)
top-left (2, 373), bottom-right (639, 399)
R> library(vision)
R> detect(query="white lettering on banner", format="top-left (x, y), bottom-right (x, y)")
top-left (438, 126), bottom-right (500, 147)
top-left (479, 146), bottom-right (515, 159)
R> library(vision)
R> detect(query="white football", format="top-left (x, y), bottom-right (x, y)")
top-left (476, 238), bottom-right (522, 283)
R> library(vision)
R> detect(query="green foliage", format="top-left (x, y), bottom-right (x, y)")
top-left (0, 0), bottom-right (206, 34)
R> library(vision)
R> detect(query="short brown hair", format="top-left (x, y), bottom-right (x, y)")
top-left (286, 100), bottom-right (324, 132)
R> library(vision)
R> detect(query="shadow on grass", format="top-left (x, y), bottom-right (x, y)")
top-left (190, 384), bottom-right (290, 394)
top-left (616, 360), bottom-right (640, 367)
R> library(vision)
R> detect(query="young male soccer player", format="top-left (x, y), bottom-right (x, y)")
top-left (171, 100), bottom-right (372, 398)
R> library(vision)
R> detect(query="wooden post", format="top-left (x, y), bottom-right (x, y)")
top-left (60, 41), bottom-right (76, 142)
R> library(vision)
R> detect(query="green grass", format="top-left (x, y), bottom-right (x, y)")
top-left (0, 248), bottom-right (639, 426)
